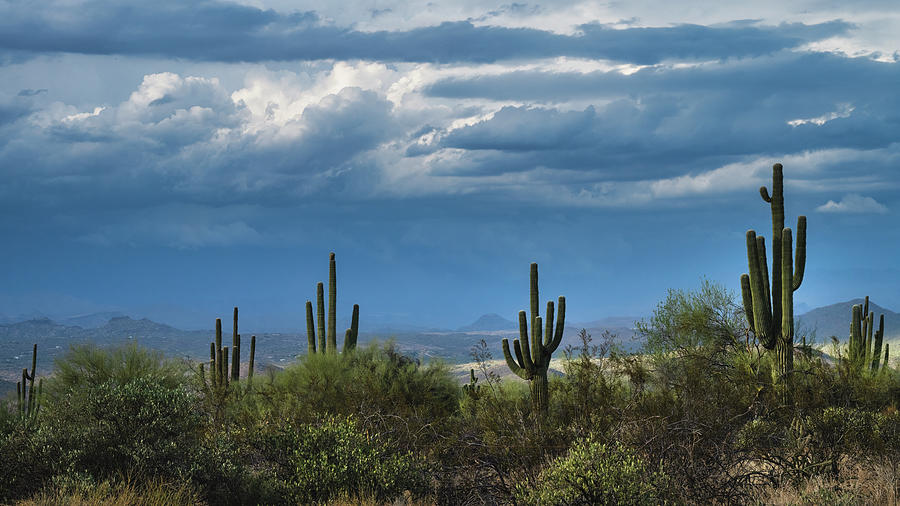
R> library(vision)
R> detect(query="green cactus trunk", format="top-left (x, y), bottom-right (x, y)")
top-left (740, 164), bottom-right (806, 388)
top-left (502, 262), bottom-right (566, 418)
top-left (530, 373), bottom-right (549, 416)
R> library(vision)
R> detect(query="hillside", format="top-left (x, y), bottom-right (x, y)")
top-left (797, 298), bottom-right (900, 343)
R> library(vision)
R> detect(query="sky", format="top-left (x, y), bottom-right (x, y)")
top-left (1, 0), bottom-right (899, 332)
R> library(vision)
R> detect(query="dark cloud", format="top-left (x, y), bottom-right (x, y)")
top-left (0, 0), bottom-right (852, 63)
top-left (417, 52), bottom-right (900, 178)
top-left (0, 76), bottom-right (397, 213)
top-left (17, 88), bottom-right (47, 96)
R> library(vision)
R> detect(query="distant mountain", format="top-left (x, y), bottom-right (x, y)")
top-left (60, 311), bottom-right (126, 328)
top-left (797, 299), bottom-right (900, 343)
top-left (458, 313), bottom-right (517, 332)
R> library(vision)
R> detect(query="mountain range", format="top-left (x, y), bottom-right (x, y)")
top-left (0, 299), bottom-right (894, 388)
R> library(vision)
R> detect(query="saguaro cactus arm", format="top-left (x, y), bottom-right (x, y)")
top-left (328, 252), bottom-right (337, 351)
top-left (316, 282), bottom-right (326, 352)
top-left (306, 301), bottom-right (316, 354)
top-left (342, 304), bottom-right (360, 353)
top-left (502, 338), bottom-right (529, 379)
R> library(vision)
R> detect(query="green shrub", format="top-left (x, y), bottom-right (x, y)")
top-left (515, 435), bottom-right (671, 505)
top-left (258, 415), bottom-right (428, 504)
top-left (38, 376), bottom-right (202, 481)
top-left (46, 342), bottom-right (188, 400)
top-left (254, 341), bottom-right (459, 455)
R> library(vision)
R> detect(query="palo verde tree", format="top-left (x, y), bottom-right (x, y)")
top-left (305, 252), bottom-right (360, 354)
top-left (740, 163), bottom-right (807, 384)
top-left (502, 262), bottom-right (566, 417)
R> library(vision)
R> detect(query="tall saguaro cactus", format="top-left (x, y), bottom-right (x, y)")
top-left (16, 344), bottom-right (42, 420)
top-left (305, 253), bottom-right (360, 354)
top-left (740, 163), bottom-right (807, 381)
top-left (849, 296), bottom-right (889, 373)
top-left (502, 262), bottom-right (566, 416)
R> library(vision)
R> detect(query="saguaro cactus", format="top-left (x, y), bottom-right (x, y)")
top-left (200, 307), bottom-right (256, 394)
top-left (305, 253), bottom-right (360, 354)
top-left (502, 262), bottom-right (566, 416)
top-left (16, 344), bottom-right (42, 420)
top-left (740, 163), bottom-right (807, 381)
top-left (849, 296), bottom-right (889, 373)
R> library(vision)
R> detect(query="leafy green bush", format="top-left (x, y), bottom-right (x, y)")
top-left (515, 435), bottom-right (671, 505)
top-left (252, 341), bottom-right (459, 456)
top-left (46, 342), bottom-right (188, 400)
top-left (257, 415), bottom-right (428, 504)
top-left (38, 376), bottom-right (202, 480)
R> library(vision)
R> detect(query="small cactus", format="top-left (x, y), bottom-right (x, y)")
top-left (462, 369), bottom-right (482, 400)
top-left (848, 296), bottom-right (889, 374)
top-left (16, 344), bottom-right (42, 421)
top-left (305, 253), bottom-right (360, 354)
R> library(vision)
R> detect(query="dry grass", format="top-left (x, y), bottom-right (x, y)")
top-left (758, 457), bottom-right (900, 505)
top-left (16, 477), bottom-right (202, 506)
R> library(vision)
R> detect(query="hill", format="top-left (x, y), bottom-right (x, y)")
top-left (457, 313), bottom-right (516, 332)
top-left (797, 299), bottom-right (900, 344)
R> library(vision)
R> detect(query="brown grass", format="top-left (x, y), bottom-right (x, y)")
top-left (758, 457), bottom-right (900, 505)
top-left (16, 477), bottom-right (202, 506)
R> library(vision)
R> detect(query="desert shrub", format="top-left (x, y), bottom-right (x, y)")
top-left (46, 342), bottom-right (188, 400)
top-left (36, 376), bottom-right (202, 481)
top-left (555, 329), bottom-right (620, 439)
top-left (256, 415), bottom-right (428, 504)
top-left (614, 280), bottom-right (770, 502)
top-left (515, 434), bottom-right (671, 505)
top-left (254, 342), bottom-right (459, 452)
top-left (0, 422), bottom-right (56, 502)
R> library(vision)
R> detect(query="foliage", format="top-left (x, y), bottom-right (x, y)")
top-left (38, 376), bottom-right (203, 481)
top-left (252, 341), bottom-right (459, 451)
top-left (257, 415), bottom-right (428, 504)
top-left (515, 435), bottom-right (672, 505)
top-left (46, 342), bottom-right (188, 400)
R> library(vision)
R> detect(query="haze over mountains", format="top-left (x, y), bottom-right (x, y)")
top-left (1, 299), bottom-right (897, 387)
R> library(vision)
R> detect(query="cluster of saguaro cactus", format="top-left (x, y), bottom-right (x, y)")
top-left (502, 262), bottom-right (566, 416)
top-left (462, 369), bottom-right (482, 400)
top-left (16, 344), bottom-right (42, 420)
top-left (305, 252), bottom-right (359, 354)
top-left (200, 307), bottom-right (256, 393)
top-left (740, 163), bottom-right (807, 381)
top-left (849, 296), bottom-right (890, 373)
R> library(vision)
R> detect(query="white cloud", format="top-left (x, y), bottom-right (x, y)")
top-left (816, 193), bottom-right (889, 214)
top-left (788, 103), bottom-right (854, 127)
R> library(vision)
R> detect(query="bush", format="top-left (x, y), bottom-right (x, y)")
top-left (515, 435), bottom-right (671, 505)
top-left (46, 342), bottom-right (188, 400)
top-left (257, 415), bottom-right (428, 504)
top-left (38, 376), bottom-right (203, 481)
top-left (254, 341), bottom-right (459, 454)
